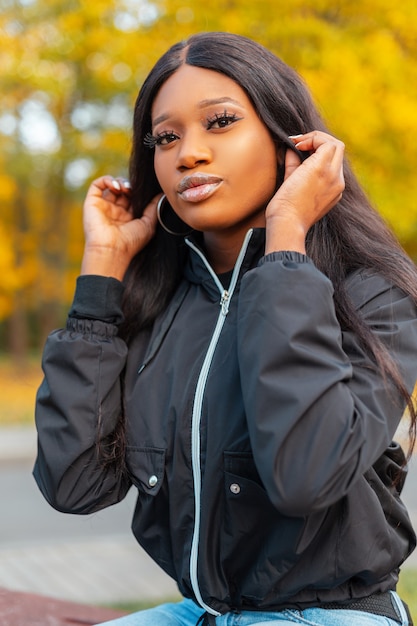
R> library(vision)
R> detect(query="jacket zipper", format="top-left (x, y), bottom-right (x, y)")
top-left (185, 229), bottom-right (254, 616)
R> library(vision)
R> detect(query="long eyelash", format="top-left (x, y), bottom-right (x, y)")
top-left (206, 111), bottom-right (240, 128)
top-left (144, 112), bottom-right (239, 147)
top-left (143, 132), bottom-right (157, 149)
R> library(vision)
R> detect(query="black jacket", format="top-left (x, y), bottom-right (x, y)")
top-left (34, 229), bottom-right (417, 617)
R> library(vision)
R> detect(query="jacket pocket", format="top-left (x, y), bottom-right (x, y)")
top-left (223, 451), bottom-right (273, 532)
top-left (224, 450), bottom-right (264, 484)
top-left (221, 451), bottom-right (304, 595)
top-left (126, 446), bottom-right (166, 496)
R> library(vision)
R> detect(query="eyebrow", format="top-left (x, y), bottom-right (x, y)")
top-left (152, 96), bottom-right (244, 127)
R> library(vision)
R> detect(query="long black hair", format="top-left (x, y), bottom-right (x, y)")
top-left (119, 32), bottom-right (416, 457)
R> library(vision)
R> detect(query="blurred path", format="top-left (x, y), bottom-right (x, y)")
top-left (0, 426), bottom-right (416, 607)
top-left (0, 427), bottom-right (179, 606)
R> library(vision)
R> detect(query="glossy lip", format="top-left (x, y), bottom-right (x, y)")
top-left (177, 173), bottom-right (223, 202)
top-left (177, 173), bottom-right (223, 193)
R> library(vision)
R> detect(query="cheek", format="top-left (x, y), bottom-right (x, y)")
top-left (231, 132), bottom-right (277, 181)
top-left (153, 157), bottom-right (163, 186)
top-left (154, 154), bottom-right (170, 189)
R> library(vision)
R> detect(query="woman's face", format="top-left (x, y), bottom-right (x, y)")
top-left (151, 64), bottom-right (278, 237)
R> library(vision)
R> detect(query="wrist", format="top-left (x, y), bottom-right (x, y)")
top-left (264, 214), bottom-right (307, 255)
top-left (81, 246), bottom-right (131, 280)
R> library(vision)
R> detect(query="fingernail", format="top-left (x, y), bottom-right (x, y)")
top-left (288, 134), bottom-right (304, 139)
top-left (124, 180), bottom-right (131, 188)
top-left (112, 180), bottom-right (121, 190)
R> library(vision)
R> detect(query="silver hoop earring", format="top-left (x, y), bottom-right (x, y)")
top-left (157, 194), bottom-right (193, 237)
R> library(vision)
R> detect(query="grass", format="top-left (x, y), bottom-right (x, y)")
top-left (108, 571), bottom-right (416, 618)
top-left (398, 568), bottom-right (417, 618)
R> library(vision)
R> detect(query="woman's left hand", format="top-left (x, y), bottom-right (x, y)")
top-left (265, 131), bottom-right (345, 255)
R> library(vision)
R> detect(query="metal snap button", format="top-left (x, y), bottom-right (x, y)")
top-left (148, 475), bottom-right (158, 488)
top-left (230, 483), bottom-right (241, 495)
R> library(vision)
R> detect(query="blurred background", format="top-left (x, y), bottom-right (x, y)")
top-left (0, 0), bottom-right (416, 612)
top-left (1, 0), bottom-right (417, 371)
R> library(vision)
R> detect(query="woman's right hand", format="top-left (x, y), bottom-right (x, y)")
top-left (81, 176), bottom-right (159, 280)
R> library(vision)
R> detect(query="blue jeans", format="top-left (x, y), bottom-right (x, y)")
top-left (98, 592), bottom-right (410, 625)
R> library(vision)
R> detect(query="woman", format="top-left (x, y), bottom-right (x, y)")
top-left (34, 32), bottom-right (417, 625)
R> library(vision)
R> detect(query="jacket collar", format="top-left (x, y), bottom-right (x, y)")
top-left (183, 229), bottom-right (266, 302)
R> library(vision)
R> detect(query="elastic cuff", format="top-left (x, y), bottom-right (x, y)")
top-left (259, 250), bottom-right (313, 266)
top-left (68, 275), bottom-right (125, 324)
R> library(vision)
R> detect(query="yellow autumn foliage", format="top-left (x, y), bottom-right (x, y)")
top-left (0, 0), bottom-right (417, 350)
top-left (0, 223), bottom-right (20, 318)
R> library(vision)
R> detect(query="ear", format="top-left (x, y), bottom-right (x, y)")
top-left (276, 144), bottom-right (285, 167)
top-left (276, 145), bottom-right (286, 188)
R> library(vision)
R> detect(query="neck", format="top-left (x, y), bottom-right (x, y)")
top-left (202, 232), bottom-right (248, 274)
top-left (202, 213), bottom-right (266, 274)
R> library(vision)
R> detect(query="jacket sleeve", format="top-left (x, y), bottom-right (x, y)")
top-left (33, 275), bottom-right (132, 514)
top-left (237, 251), bottom-right (417, 517)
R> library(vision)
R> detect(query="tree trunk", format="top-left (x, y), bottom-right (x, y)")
top-left (7, 291), bottom-right (28, 366)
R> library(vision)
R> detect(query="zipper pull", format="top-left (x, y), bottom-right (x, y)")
top-left (220, 290), bottom-right (230, 316)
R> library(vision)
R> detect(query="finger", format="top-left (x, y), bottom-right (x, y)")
top-left (110, 178), bottom-right (133, 212)
top-left (89, 176), bottom-right (134, 213)
top-left (290, 134), bottom-right (345, 190)
top-left (289, 131), bottom-right (344, 158)
top-left (114, 177), bottom-right (132, 195)
top-left (137, 194), bottom-right (160, 241)
top-left (89, 176), bottom-right (124, 199)
top-left (283, 148), bottom-right (302, 181)
top-left (288, 133), bottom-right (345, 206)
top-left (143, 194), bottom-right (161, 225)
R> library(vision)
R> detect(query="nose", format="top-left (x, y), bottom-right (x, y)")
top-left (176, 129), bottom-right (212, 170)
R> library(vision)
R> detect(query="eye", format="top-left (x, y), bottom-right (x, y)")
top-left (206, 111), bottom-right (242, 130)
top-left (147, 130), bottom-right (179, 147)
top-left (157, 131), bottom-right (179, 146)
